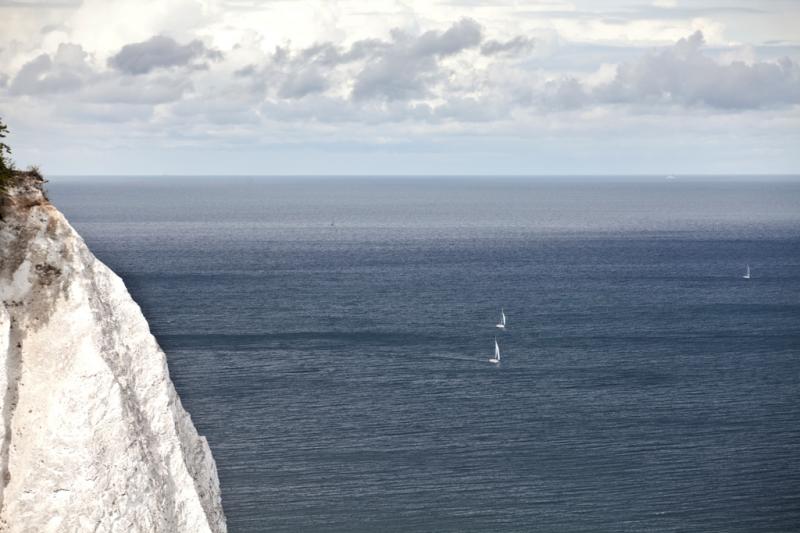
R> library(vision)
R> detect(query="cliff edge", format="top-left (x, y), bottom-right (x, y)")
top-left (0, 172), bottom-right (226, 532)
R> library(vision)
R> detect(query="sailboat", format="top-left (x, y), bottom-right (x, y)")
top-left (496, 309), bottom-right (506, 329)
top-left (743, 264), bottom-right (751, 280)
top-left (489, 338), bottom-right (501, 364)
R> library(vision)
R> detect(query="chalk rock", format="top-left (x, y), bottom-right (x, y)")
top-left (0, 172), bottom-right (226, 532)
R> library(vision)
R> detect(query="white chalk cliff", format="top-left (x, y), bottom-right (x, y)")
top-left (0, 172), bottom-right (226, 532)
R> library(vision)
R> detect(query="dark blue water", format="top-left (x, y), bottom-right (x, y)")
top-left (49, 177), bottom-right (800, 532)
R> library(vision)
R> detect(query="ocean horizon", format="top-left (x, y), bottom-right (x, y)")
top-left (48, 175), bottom-right (800, 532)
top-left (4, 1), bottom-right (799, 530)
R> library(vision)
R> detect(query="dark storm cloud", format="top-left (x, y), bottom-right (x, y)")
top-left (108, 35), bottom-right (222, 75)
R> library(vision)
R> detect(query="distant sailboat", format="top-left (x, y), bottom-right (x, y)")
top-left (489, 338), bottom-right (501, 364)
top-left (496, 309), bottom-right (506, 329)
top-left (743, 264), bottom-right (751, 280)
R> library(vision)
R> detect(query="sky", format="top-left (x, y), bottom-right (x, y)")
top-left (0, 0), bottom-right (798, 175)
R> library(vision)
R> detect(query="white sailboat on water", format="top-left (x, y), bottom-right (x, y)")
top-left (496, 308), bottom-right (506, 329)
top-left (489, 338), bottom-right (501, 364)
top-left (743, 264), bottom-right (751, 280)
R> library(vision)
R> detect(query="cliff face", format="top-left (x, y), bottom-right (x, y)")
top-left (0, 173), bottom-right (226, 532)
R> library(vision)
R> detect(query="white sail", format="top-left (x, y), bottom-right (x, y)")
top-left (744, 264), bottom-right (751, 279)
top-left (489, 338), bottom-right (501, 364)
top-left (496, 308), bottom-right (506, 329)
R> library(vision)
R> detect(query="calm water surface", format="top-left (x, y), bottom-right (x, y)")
top-left (49, 177), bottom-right (800, 532)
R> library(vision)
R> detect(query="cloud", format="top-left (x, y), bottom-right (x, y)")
top-left (220, 26), bottom-right (800, 121)
top-left (0, 0), bottom-right (80, 7)
top-left (6, 40), bottom-right (193, 111)
top-left (516, 4), bottom-right (765, 21)
top-left (108, 35), bottom-right (222, 75)
top-left (352, 18), bottom-right (482, 101)
top-left (7, 26), bottom-right (798, 133)
top-left (595, 31), bottom-right (800, 109)
top-left (234, 18), bottom-right (486, 103)
top-left (351, 53), bottom-right (439, 101)
top-left (411, 17), bottom-right (482, 57)
top-left (0, 1), bottom-right (797, 175)
top-left (81, 75), bottom-right (193, 105)
top-left (481, 36), bottom-right (535, 56)
top-left (432, 95), bottom-right (510, 122)
top-left (227, 22), bottom-right (791, 117)
top-left (9, 42), bottom-right (94, 95)
top-left (277, 68), bottom-right (328, 99)
top-left (540, 77), bottom-right (588, 110)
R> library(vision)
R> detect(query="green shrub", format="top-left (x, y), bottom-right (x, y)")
top-left (0, 118), bottom-right (16, 191)
top-left (0, 119), bottom-right (14, 190)
top-left (27, 165), bottom-right (42, 179)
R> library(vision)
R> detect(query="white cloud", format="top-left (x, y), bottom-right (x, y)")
top-left (0, 0), bottom-right (797, 174)
top-left (108, 35), bottom-right (222, 75)
top-left (481, 36), bottom-right (536, 56)
top-left (352, 18), bottom-right (483, 101)
top-left (595, 31), bottom-right (800, 109)
top-left (10, 43), bottom-right (94, 95)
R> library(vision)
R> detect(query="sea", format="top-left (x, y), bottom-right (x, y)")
top-left (48, 176), bottom-right (800, 532)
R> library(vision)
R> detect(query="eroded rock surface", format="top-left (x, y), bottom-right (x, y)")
top-left (0, 172), bottom-right (226, 532)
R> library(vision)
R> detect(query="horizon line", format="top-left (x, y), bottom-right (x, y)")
top-left (46, 173), bottom-right (800, 178)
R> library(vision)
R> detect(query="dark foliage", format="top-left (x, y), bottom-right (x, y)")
top-left (0, 118), bottom-right (15, 190)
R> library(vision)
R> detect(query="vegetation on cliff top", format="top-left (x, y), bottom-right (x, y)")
top-left (0, 118), bottom-right (44, 195)
top-left (0, 118), bottom-right (13, 189)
